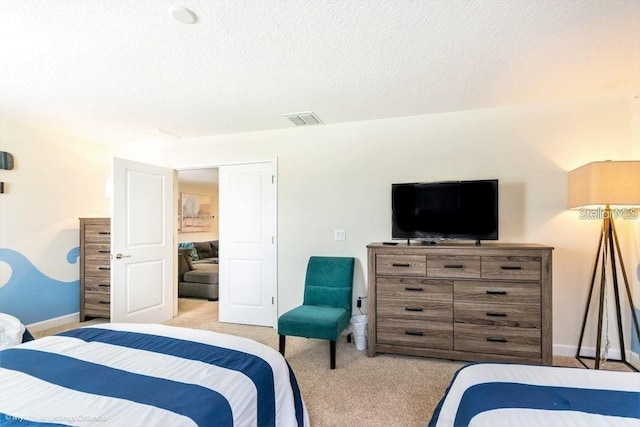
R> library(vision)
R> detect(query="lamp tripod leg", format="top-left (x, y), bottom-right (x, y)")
top-left (593, 218), bottom-right (609, 369)
top-left (576, 220), bottom-right (605, 367)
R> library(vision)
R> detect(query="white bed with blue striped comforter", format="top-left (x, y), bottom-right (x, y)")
top-left (428, 363), bottom-right (639, 427)
top-left (0, 323), bottom-right (309, 426)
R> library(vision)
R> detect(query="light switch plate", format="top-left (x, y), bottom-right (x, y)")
top-left (334, 229), bottom-right (346, 241)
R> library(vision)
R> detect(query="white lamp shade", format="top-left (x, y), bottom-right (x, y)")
top-left (567, 160), bottom-right (640, 208)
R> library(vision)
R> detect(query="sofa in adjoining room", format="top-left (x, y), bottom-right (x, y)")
top-left (178, 240), bottom-right (219, 300)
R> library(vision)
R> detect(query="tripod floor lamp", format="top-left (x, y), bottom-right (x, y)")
top-left (568, 160), bottom-right (640, 371)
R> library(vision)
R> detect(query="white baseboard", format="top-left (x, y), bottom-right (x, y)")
top-left (554, 343), bottom-right (640, 367)
top-left (27, 313), bottom-right (80, 332)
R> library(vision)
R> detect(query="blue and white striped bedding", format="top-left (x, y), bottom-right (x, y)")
top-left (0, 323), bottom-right (309, 426)
top-left (428, 363), bottom-right (639, 427)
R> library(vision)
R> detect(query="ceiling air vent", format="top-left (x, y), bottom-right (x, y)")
top-left (283, 111), bottom-right (322, 126)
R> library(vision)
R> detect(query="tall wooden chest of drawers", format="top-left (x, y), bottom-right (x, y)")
top-left (79, 218), bottom-right (111, 321)
top-left (367, 242), bottom-right (553, 365)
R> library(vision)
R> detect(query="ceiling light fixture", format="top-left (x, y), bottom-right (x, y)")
top-left (169, 5), bottom-right (198, 25)
top-left (283, 111), bottom-right (322, 126)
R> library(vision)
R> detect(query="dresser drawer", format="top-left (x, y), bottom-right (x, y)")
top-left (378, 318), bottom-right (452, 350)
top-left (84, 276), bottom-right (111, 293)
top-left (376, 255), bottom-right (426, 276)
top-left (454, 281), bottom-right (540, 305)
top-left (84, 292), bottom-right (111, 316)
top-left (83, 224), bottom-right (111, 243)
top-left (427, 255), bottom-right (480, 279)
top-left (377, 277), bottom-right (452, 301)
top-left (454, 302), bottom-right (540, 328)
top-left (83, 243), bottom-right (111, 261)
top-left (454, 324), bottom-right (540, 358)
top-left (378, 298), bottom-right (452, 322)
top-left (481, 256), bottom-right (541, 281)
top-left (84, 260), bottom-right (111, 277)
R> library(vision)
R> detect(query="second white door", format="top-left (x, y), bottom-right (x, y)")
top-left (218, 162), bottom-right (276, 327)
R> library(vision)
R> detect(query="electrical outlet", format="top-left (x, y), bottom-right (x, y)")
top-left (356, 299), bottom-right (362, 308)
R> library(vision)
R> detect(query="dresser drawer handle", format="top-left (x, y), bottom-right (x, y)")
top-left (486, 337), bottom-right (507, 343)
top-left (405, 307), bottom-right (424, 312)
top-left (392, 263), bottom-right (411, 267)
top-left (444, 264), bottom-right (464, 269)
top-left (98, 267), bottom-right (110, 271)
top-left (486, 290), bottom-right (507, 295)
top-left (98, 231), bottom-right (111, 235)
top-left (404, 287), bottom-right (424, 292)
top-left (486, 312), bottom-right (507, 317)
top-left (98, 301), bottom-right (109, 305)
top-left (501, 266), bottom-right (522, 270)
top-left (98, 250), bottom-right (110, 254)
top-left (98, 284), bottom-right (109, 287)
top-left (405, 330), bottom-right (424, 336)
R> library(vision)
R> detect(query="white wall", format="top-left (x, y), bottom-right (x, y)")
top-left (110, 94), bottom-right (639, 355)
top-left (0, 116), bottom-right (110, 327)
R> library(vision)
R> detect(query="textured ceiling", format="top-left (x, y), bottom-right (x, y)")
top-left (0, 1), bottom-right (638, 143)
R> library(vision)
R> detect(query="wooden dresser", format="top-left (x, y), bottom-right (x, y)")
top-left (79, 218), bottom-right (111, 321)
top-left (367, 242), bottom-right (553, 365)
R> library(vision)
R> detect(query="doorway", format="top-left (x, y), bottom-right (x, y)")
top-left (177, 161), bottom-right (277, 327)
top-left (177, 168), bottom-right (220, 319)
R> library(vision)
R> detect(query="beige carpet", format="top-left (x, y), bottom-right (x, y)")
top-left (164, 298), bottom-right (463, 427)
top-left (35, 298), bottom-right (634, 427)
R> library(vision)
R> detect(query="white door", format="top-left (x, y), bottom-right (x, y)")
top-left (218, 162), bottom-right (276, 326)
top-left (111, 157), bottom-right (175, 323)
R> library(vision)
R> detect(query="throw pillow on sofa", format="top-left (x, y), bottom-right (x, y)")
top-left (178, 242), bottom-right (199, 261)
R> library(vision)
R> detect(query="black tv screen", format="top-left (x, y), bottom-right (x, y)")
top-left (392, 179), bottom-right (498, 242)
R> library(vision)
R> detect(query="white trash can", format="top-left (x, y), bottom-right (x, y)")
top-left (350, 315), bottom-right (368, 350)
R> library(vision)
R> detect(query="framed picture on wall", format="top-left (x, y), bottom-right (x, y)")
top-left (180, 193), bottom-right (211, 232)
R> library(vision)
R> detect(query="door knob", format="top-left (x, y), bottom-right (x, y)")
top-left (115, 253), bottom-right (131, 259)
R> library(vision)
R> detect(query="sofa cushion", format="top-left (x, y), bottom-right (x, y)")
top-left (194, 241), bottom-right (214, 259)
top-left (178, 249), bottom-right (194, 271)
top-left (183, 264), bottom-right (219, 284)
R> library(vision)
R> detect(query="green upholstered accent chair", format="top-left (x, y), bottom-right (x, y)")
top-left (278, 256), bottom-right (355, 369)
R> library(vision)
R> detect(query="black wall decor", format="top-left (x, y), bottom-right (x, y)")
top-left (0, 151), bottom-right (14, 170)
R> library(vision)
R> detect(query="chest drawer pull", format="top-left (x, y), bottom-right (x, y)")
top-left (98, 231), bottom-right (111, 235)
top-left (98, 267), bottom-right (110, 271)
top-left (98, 301), bottom-right (109, 305)
top-left (405, 307), bottom-right (424, 312)
top-left (486, 290), bottom-right (507, 295)
top-left (98, 250), bottom-right (110, 254)
top-left (98, 284), bottom-right (109, 287)
top-left (392, 263), bottom-right (411, 267)
top-left (404, 287), bottom-right (424, 292)
top-left (486, 337), bottom-right (507, 343)
top-left (500, 266), bottom-right (522, 270)
top-left (405, 330), bottom-right (425, 336)
top-left (444, 264), bottom-right (464, 269)
top-left (486, 312), bottom-right (507, 317)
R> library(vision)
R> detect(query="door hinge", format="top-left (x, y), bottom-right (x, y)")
top-left (271, 296), bottom-right (274, 305)
top-left (272, 236), bottom-right (274, 244)
top-left (271, 175), bottom-right (275, 184)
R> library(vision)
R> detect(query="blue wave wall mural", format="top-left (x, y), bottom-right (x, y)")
top-left (0, 247), bottom-right (80, 325)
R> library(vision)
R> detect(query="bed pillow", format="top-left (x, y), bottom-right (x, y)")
top-left (0, 313), bottom-right (26, 349)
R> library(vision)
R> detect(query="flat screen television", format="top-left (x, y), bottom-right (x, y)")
top-left (392, 179), bottom-right (498, 243)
